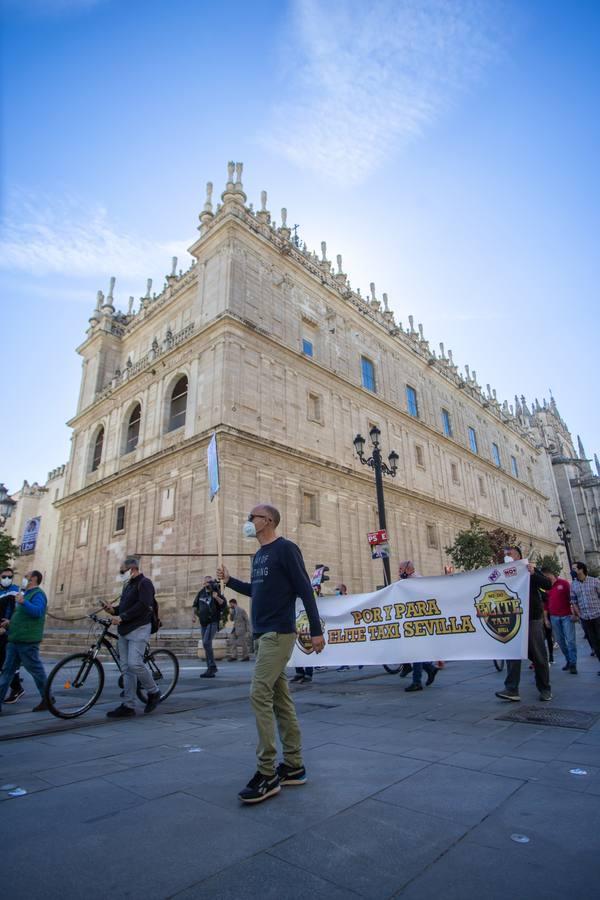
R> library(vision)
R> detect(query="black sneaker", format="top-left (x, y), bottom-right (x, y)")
top-left (495, 690), bottom-right (520, 702)
top-left (277, 763), bottom-right (307, 786)
top-left (238, 771), bottom-right (281, 804)
top-left (569, 664), bottom-right (578, 674)
top-left (106, 704), bottom-right (136, 718)
top-left (32, 699), bottom-right (51, 712)
top-left (200, 670), bottom-right (216, 679)
top-left (405, 683), bottom-right (423, 692)
top-left (144, 690), bottom-right (161, 714)
top-left (425, 667), bottom-right (438, 687)
top-left (290, 674), bottom-right (304, 683)
top-left (4, 688), bottom-right (25, 705)
top-left (539, 691), bottom-right (552, 702)
top-left (562, 663), bottom-right (570, 671)
top-left (302, 676), bottom-right (312, 683)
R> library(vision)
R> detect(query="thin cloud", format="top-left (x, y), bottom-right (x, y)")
top-left (0, 190), bottom-right (189, 284)
top-left (266, 0), bottom-right (507, 184)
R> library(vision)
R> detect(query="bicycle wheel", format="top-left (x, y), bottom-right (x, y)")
top-left (383, 664), bottom-right (403, 674)
top-left (45, 653), bottom-right (104, 719)
top-left (136, 648), bottom-right (179, 703)
top-left (493, 659), bottom-right (505, 672)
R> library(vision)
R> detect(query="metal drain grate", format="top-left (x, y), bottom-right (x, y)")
top-left (496, 706), bottom-right (599, 730)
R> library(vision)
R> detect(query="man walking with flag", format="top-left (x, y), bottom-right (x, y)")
top-left (217, 503), bottom-right (324, 804)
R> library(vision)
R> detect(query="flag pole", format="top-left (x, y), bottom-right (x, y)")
top-left (214, 490), bottom-right (224, 593)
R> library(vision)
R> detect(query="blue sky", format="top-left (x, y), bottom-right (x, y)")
top-left (2, 0), bottom-right (599, 491)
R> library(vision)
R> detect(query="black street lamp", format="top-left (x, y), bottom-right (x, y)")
top-left (556, 519), bottom-right (573, 571)
top-left (0, 483), bottom-right (16, 528)
top-left (353, 427), bottom-right (399, 586)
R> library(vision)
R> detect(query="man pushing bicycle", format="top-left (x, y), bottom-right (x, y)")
top-left (103, 556), bottom-right (161, 718)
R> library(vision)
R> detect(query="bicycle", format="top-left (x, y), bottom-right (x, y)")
top-left (44, 614), bottom-right (179, 719)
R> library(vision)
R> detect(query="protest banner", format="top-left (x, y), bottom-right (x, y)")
top-left (289, 560), bottom-right (530, 666)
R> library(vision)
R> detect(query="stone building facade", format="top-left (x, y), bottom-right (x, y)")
top-left (44, 162), bottom-right (592, 624)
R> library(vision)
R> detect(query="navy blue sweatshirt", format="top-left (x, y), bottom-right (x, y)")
top-left (227, 537), bottom-right (322, 637)
top-left (116, 573), bottom-right (154, 636)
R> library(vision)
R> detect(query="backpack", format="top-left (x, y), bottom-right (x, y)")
top-left (151, 596), bottom-right (162, 634)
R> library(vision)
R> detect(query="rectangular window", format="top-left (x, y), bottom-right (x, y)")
top-left (441, 408), bottom-right (452, 437)
top-left (491, 443), bottom-right (501, 467)
top-left (478, 475), bottom-right (486, 497)
top-left (159, 485), bottom-right (175, 520)
top-left (77, 518), bottom-right (89, 547)
top-left (502, 487), bottom-right (508, 508)
top-left (426, 524), bottom-right (439, 549)
top-left (361, 356), bottom-right (376, 392)
top-left (302, 338), bottom-right (313, 357)
top-left (115, 505), bottom-right (126, 532)
top-left (451, 462), bottom-right (460, 484)
top-left (406, 385), bottom-right (419, 417)
top-left (307, 392), bottom-right (322, 423)
top-left (536, 506), bottom-right (542, 522)
top-left (468, 427), bottom-right (478, 454)
top-left (415, 444), bottom-right (425, 468)
top-left (520, 497), bottom-right (526, 515)
top-left (511, 455), bottom-right (519, 478)
top-left (301, 491), bottom-right (319, 524)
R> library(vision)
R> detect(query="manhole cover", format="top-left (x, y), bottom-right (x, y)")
top-left (496, 706), bottom-right (598, 730)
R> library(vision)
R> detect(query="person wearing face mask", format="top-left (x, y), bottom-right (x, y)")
top-left (0, 567), bottom-right (25, 704)
top-left (103, 556), bottom-right (161, 718)
top-left (217, 503), bottom-right (325, 804)
top-left (0, 570), bottom-right (49, 714)
top-left (193, 576), bottom-right (226, 677)
top-left (496, 547), bottom-right (553, 703)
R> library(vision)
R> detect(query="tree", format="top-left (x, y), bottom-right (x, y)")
top-left (445, 517), bottom-right (493, 571)
top-left (486, 526), bottom-right (518, 564)
top-left (0, 531), bottom-right (19, 572)
top-left (534, 552), bottom-right (562, 576)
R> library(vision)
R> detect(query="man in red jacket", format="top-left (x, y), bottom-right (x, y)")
top-left (543, 568), bottom-right (577, 674)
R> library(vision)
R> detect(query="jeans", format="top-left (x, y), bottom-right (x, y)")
top-left (412, 662), bottom-right (436, 685)
top-left (201, 622), bottom-right (218, 669)
top-left (295, 667), bottom-right (313, 678)
top-left (117, 624), bottom-right (157, 709)
top-left (0, 635), bottom-right (23, 693)
top-left (251, 632), bottom-right (302, 776)
top-left (505, 618), bottom-right (551, 694)
top-left (0, 642), bottom-right (47, 707)
top-left (550, 615), bottom-right (577, 666)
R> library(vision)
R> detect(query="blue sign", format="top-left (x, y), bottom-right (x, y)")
top-left (21, 516), bottom-right (41, 553)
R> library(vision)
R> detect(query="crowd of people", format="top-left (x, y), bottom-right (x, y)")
top-left (1, 505), bottom-right (600, 806)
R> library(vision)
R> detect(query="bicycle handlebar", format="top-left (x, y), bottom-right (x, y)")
top-left (89, 613), bottom-right (112, 627)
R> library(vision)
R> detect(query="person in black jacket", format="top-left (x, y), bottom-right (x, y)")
top-left (193, 576), bottom-right (226, 678)
top-left (496, 547), bottom-right (553, 702)
top-left (104, 556), bottom-right (161, 718)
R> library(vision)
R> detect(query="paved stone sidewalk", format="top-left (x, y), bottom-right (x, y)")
top-left (1, 653), bottom-right (599, 899)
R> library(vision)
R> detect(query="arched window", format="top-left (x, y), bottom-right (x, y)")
top-left (168, 376), bottom-right (188, 432)
top-left (124, 403), bottom-right (141, 454)
top-left (91, 427), bottom-right (104, 471)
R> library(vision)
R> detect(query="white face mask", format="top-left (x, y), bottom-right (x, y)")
top-left (242, 521), bottom-right (256, 539)
top-left (21, 577), bottom-right (29, 589)
top-left (120, 569), bottom-right (132, 583)
top-left (504, 556), bottom-right (513, 564)
top-left (1, 577), bottom-right (12, 588)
